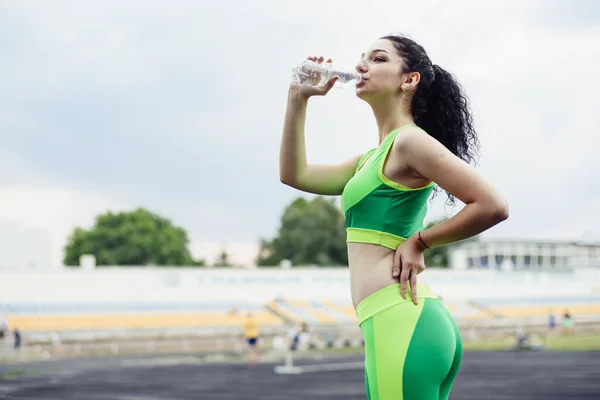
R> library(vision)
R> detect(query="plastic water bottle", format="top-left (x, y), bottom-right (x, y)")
top-left (291, 60), bottom-right (361, 89)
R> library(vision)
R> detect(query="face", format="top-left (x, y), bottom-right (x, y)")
top-left (355, 39), bottom-right (404, 100)
top-left (355, 38), bottom-right (422, 103)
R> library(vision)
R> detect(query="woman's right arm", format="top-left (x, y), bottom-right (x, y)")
top-left (279, 57), bottom-right (362, 196)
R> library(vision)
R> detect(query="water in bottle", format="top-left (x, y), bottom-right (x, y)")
top-left (291, 60), bottom-right (362, 89)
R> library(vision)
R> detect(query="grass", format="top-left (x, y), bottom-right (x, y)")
top-left (546, 334), bottom-right (600, 351)
top-left (463, 334), bottom-right (600, 352)
top-left (307, 333), bottom-right (600, 355)
top-left (0, 368), bottom-right (43, 380)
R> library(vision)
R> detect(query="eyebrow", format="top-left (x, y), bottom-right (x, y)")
top-left (360, 49), bottom-right (389, 57)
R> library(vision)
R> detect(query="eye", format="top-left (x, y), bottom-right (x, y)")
top-left (374, 56), bottom-right (386, 62)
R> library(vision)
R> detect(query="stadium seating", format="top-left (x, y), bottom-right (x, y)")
top-left (2, 268), bottom-right (600, 336)
top-left (268, 299), bottom-right (356, 325)
top-left (471, 296), bottom-right (600, 319)
top-left (3, 302), bottom-right (284, 332)
top-left (5, 294), bottom-right (600, 333)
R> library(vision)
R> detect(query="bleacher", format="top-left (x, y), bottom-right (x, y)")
top-left (469, 295), bottom-right (600, 319)
top-left (267, 299), bottom-right (356, 325)
top-left (4, 302), bottom-right (284, 332)
top-left (2, 267), bottom-right (600, 338)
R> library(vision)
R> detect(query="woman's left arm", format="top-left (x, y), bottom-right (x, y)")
top-left (392, 130), bottom-right (509, 303)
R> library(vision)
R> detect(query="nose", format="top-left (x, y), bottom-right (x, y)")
top-left (355, 61), bottom-right (367, 74)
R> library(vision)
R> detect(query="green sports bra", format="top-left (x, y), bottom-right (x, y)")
top-left (340, 124), bottom-right (435, 250)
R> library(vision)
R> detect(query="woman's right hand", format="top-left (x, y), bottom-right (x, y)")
top-left (290, 56), bottom-right (339, 99)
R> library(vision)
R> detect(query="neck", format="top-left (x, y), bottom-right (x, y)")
top-left (370, 96), bottom-right (414, 144)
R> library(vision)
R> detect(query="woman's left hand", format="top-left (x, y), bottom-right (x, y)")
top-left (392, 236), bottom-right (426, 305)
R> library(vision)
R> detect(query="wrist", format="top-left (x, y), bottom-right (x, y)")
top-left (410, 232), bottom-right (430, 252)
top-left (288, 86), bottom-right (310, 102)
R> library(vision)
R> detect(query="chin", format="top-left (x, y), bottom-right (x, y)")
top-left (355, 87), bottom-right (369, 100)
top-left (355, 89), bottom-right (375, 103)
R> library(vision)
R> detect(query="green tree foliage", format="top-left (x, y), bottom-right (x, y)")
top-left (63, 208), bottom-right (204, 267)
top-left (257, 196), bottom-right (348, 267)
top-left (213, 249), bottom-right (232, 267)
top-left (423, 218), bottom-right (450, 267)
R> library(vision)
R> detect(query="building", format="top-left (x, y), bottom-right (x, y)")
top-left (0, 219), bottom-right (52, 270)
top-left (448, 239), bottom-right (600, 270)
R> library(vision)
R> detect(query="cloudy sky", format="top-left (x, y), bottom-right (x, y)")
top-left (0, 0), bottom-right (598, 266)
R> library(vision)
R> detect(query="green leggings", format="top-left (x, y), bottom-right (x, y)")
top-left (357, 283), bottom-right (462, 400)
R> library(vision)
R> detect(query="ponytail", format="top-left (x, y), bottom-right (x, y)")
top-left (417, 64), bottom-right (478, 168)
top-left (382, 35), bottom-right (480, 206)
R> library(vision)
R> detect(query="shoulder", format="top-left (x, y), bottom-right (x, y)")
top-left (393, 126), bottom-right (449, 158)
top-left (393, 126), bottom-right (432, 147)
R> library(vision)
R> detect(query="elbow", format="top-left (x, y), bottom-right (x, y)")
top-left (279, 173), bottom-right (291, 186)
top-left (279, 173), bottom-right (296, 188)
top-left (279, 167), bottom-right (304, 189)
top-left (279, 167), bottom-right (290, 185)
top-left (490, 198), bottom-right (509, 224)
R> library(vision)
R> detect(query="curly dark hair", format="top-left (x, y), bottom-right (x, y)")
top-left (381, 34), bottom-right (480, 206)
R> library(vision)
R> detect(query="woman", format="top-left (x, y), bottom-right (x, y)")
top-left (242, 311), bottom-right (260, 368)
top-left (279, 34), bottom-right (508, 399)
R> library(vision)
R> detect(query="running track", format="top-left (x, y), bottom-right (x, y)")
top-left (1, 351), bottom-right (599, 399)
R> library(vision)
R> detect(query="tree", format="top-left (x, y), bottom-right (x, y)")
top-left (63, 207), bottom-right (205, 267)
top-left (257, 196), bottom-right (348, 267)
top-left (423, 217), bottom-right (450, 267)
top-left (213, 249), bottom-right (232, 267)
top-left (423, 216), bottom-right (480, 267)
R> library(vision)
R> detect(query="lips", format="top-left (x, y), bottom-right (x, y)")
top-left (356, 78), bottom-right (368, 88)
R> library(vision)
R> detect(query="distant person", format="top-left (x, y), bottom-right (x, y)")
top-left (545, 309), bottom-right (557, 344)
top-left (242, 312), bottom-right (260, 368)
top-left (279, 34), bottom-right (508, 398)
top-left (286, 324), bottom-right (298, 350)
top-left (512, 329), bottom-right (543, 351)
top-left (0, 316), bottom-right (7, 340)
top-left (0, 317), bottom-right (7, 358)
top-left (289, 322), bottom-right (310, 352)
top-left (548, 310), bottom-right (557, 333)
top-left (562, 310), bottom-right (574, 336)
top-left (13, 328), bottom-right (21, 351)
top-left (515, 330), bottom-right (530, 350)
